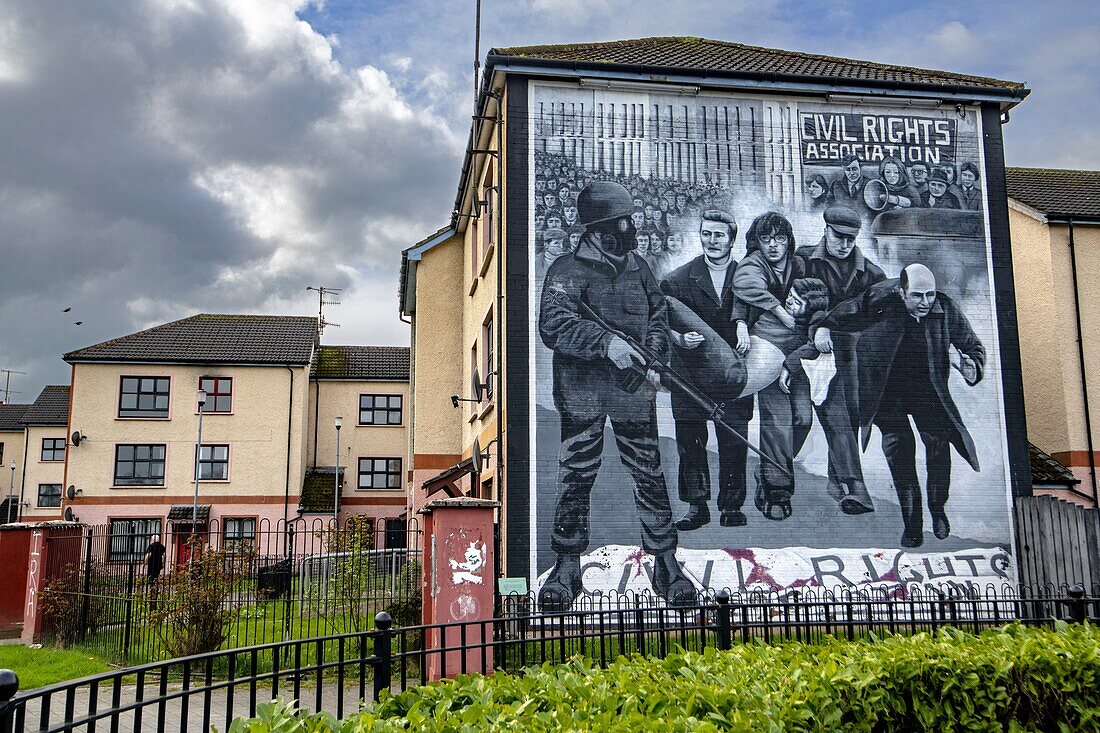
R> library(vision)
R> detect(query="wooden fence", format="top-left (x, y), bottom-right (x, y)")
top-left (1015, 494), bottom-right (1100, 592)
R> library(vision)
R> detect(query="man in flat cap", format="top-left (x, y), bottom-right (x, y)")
top-left (921, 169), bottom-right (961, 209)
top-left (538, 180), bottom-right (693, 611)
top-left (798, 206), bottom-right (886, 515)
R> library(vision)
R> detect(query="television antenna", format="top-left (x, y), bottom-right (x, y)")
top-left (0, 369), bottom-right (26, 404)
top-left (306, 286), bottom-right (342, 336)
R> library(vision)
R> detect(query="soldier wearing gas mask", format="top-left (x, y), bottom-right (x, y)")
top-left (538, 181), bottom-right (693, 611)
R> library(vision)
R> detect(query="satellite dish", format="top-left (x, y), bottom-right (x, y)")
top-left (63, 507), bottom-right (75, 522)
top-left (71, 431), bottom-right (83, 447)
top-left (471, 367), bottom-right (484, 403)
top-left (66, 485), bottom-right (77, 500)
top-left (471, 436), bottom-right (483, 475)
top-left (862, 179), bottom-right (889, 211)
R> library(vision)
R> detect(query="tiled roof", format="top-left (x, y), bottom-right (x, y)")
top-left (1006, 168), bottom-right (1100, 220)
top-left (21, 386), bottom-right (70, 427)
top-left (299, 467), bottom-right (344, 514)
top-left (0, 404), bottom-right (30, 432)
top-left (65, 315), bottom-right (318, 366)
top-left (491, 37), bottom-right (1025, 93)
top-left (312, 346), bottom-right (410, 381)
top-left (1029, 443), bottom-right (1078, 486)
top-left (167, 504), bottom-right (211, 521)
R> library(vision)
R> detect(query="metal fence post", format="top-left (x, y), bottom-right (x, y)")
top-left (1066, 584), bottom-right (1086, 623)
top-left (372, 612), bottom-right (393, 701)
top-left (122, 559), bottom-right (136, 661)
top-left (716, 591), bottom-right (732, 651)
top-left (78, 529), bottom-right (94, 643)
top-left (0, 670), bottom-right (18, 733)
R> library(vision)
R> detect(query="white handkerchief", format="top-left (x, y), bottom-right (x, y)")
top-left (801, 352), bottom-right (837, 406)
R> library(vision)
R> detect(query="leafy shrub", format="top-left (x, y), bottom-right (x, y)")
top-left (149, 538), bottom-right (236, 657)
top-left (227, 623), bottom-right (1100, 731)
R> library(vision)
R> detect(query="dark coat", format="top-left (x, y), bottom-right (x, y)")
top-left (796, 240), bottom-right (887, 311)
top-left (815, 280), bottom-right (986, 470)
top-left (957, 185), bottom-right (982, 212)
top-left (920, 190), bottom-right (961, 210)
top-left (829, 176), bottom-right (873, 218)
top-left (661, 255), bottom-right (746, 417)
top-left (539, 235), bottom-right (669, 421)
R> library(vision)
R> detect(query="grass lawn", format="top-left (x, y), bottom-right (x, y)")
top-left (0, 645), bottom-right (112, 690)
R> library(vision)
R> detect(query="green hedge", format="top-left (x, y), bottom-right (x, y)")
top-left (224, 623), bottom-right (1100, 732)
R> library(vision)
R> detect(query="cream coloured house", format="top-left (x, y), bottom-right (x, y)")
top-left (60, 314), bottom-right (410, 560)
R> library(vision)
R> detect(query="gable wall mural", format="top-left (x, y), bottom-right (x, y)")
top-left (525, 80), bottom-right (1017, 609)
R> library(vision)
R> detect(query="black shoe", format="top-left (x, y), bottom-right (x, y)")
top-left (538, 554), bottom-right (582, 612)
top-left (720, 510), bottom-right (747, 527)
top-left (901, 531), bottom-right (924, 548)
top-left (838, 480), bottom-right (875, 515)
top-left (651, 552), bottom-right (695, 607)
top-left (931, 511), bottom-right (950, 539)
top-left (675, 502), bottom-right (711, 531)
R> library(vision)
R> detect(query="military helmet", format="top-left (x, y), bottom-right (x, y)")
top-left (576, 181), bottom-right (634, 228)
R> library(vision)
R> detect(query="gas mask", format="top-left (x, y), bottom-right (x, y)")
top-left (597, 217), bottom-right (637, 258)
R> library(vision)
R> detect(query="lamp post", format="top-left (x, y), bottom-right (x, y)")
top-left (333, 416), bottom-right (343, 525)
top-left (191, 389), bottom-right (207, 548)
top-left (6, 460), bottom-right (15, 524)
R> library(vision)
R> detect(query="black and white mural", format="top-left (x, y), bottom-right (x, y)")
top-left (527, 83), bottom-right (1014, 609)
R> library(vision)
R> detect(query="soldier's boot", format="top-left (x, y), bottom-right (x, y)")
top-left (674, 502), bottom-right (710, 531)
top-left (930, 507), bottom-right (950, 540)
top-left (754, 464), bottom-right (793, 521)
top-left (838, 479), bottom-right (875, 515)
top-left (538, 554), bottom-right (583, 612)
top-left (651, 552), bottom-right (695, 607)
top-left (895, 483), bottom-right (924, 548)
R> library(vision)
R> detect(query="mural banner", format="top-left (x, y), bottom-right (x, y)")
top-left (799, 112), bottom-right (957, 166)
top-left (527, 82), bottom-right (1014, 611)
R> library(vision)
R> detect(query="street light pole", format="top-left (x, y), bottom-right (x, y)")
top-left (6, 460), bottom-right (15, 524)
top-left (191, 389), bottom-right (207, 553)
top-left (333, 416), bottom-right (343, 526)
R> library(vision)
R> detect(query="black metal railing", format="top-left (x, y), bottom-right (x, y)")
top-left (35, 516), bottom-right (423, 664)
top-left (1, 583), bottom-right (1096, 733)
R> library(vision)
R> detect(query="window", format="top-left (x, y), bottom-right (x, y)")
top-left (109, 518), bottom-right (161, 561)
top-left (0, 443), bottom-right (4, 464)
top-left (482, 312), bottom-right (494, 401)
top-left (119, 376), bottom-right (170, 418)
top-left (199, 377), bottom-right (232, 413)
top-left (41, 438), bottom-right (66, 462)
top-left (196, 444), bottom-right (229, 481)
top-left (359, 394), bottom-right (403, 426)
top-left (38, 484), bottom-right (62, 508)
top-left (223, 518), bottom-right (255, 550)
top-left (358, 457), bottom-right (402, 490)
top-left (114, 444), bottom-right (166, 486)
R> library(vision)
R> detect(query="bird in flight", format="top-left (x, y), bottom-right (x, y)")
top-left (74, 321), bottom-right (83, 326)
top-left (62, 307), bottom-right (72, 313)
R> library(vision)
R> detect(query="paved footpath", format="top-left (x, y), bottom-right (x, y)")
top-left (20, 679), bottom-right (403, 732)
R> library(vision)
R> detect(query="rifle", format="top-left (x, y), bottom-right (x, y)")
top-left (578, 301), bottom-right (791, 479)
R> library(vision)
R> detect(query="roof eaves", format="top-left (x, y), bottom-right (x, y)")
top-left (485, 51), bottom-right (1028, 103)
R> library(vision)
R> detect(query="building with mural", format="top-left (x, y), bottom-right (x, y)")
top-left (401, 37), bottom-right (1032, 608)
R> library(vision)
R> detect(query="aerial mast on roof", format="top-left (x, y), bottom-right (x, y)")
top-left (473, 0), bottom-right (481, 114)
top-left (306, 286), bottom-right (341, 337)
top-left (0, 369), bottom-right (26, 404)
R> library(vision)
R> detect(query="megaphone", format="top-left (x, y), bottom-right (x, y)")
top-left (863, 179), bottom-right (890, 211)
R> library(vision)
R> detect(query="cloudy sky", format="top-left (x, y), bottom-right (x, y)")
top-left (1, 0), bottom-right (1096, 399)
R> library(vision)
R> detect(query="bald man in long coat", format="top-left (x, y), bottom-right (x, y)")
top-left (813, 265), bottom-right (985, 548)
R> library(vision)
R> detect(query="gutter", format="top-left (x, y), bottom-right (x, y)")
top-left (283, 365), bottom-right (295, 550)
top-left (1065, 217), bottom-right (1099, 506)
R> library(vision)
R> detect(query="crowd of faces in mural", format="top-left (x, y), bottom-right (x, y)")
top-left (529, 91), bottom-right (1011, 611)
